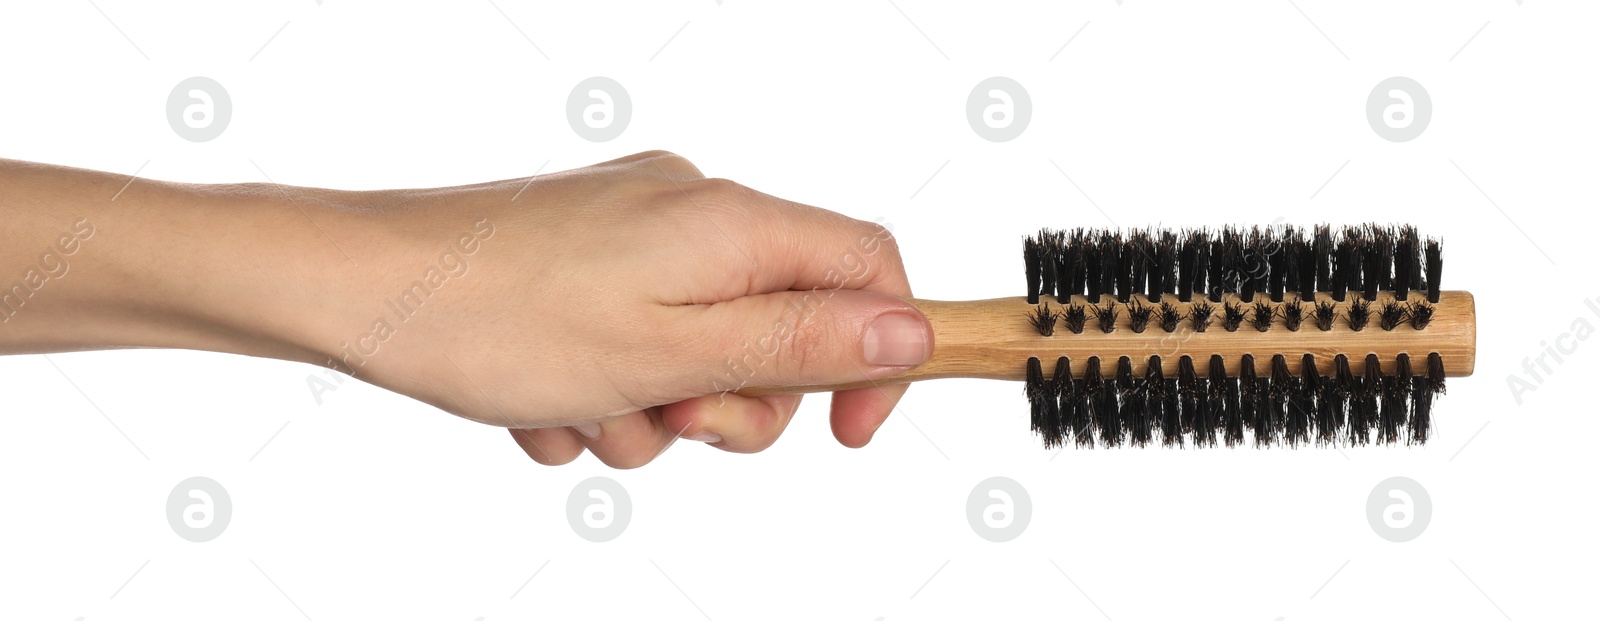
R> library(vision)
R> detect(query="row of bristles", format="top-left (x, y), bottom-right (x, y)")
top-left (1025, 352), bottom-right (1446, 448)
top-left (1023, 223), bottom-right (1443, 306)
top-left (1026, 297), bottom-right (1435, 336)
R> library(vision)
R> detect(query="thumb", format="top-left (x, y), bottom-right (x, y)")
top-left (679, 288), bottom-right (932, 393)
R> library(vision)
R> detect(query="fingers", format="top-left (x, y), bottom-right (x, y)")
top-left (667, 288), bottom-right (932, 394)
top-left (509, 428), bottom-right (585, 466)
top-left (830, 384), bottom-right (909, 448)
top-left (660, 393), bottom-right (802, 453)
top-left (568, 408), bottom-right (683, 470)
top-left (512, 412), bottom-right (674, 470)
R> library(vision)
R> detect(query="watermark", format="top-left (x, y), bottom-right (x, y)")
top-left (967, 77), bottom-right (1031, 142)
top-left (1366, 476), bottom-right (1431, 543)
top-left (567, 77), bottom-right (631, 143)
top-left (306, 218), bottom-right (494, 404)
top-left (1366, 77), bottom-right (1430, 143)
top-left (1506, 295), bottom-right (1600, 405)
top-left (567, 476), bottom-right (630, 542)
top-left (0, 218), bottom-right (96, 325)
top-left (705, 218), bottom-right (895, 401)
top-left (966, 476), bottom-right (1031, 542)
top-left (166, 77), bottom-right (232, 143)
top-left (167, 476), bottom-right (231, 543)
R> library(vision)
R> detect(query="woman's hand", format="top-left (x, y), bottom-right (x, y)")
top-left (323, 151), bottom-right (932, 467)
top-left (0, 152), bottom-right (930, 468)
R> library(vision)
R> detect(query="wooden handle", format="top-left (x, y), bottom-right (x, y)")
top-left (738, 290), bottom-right (1475, 396)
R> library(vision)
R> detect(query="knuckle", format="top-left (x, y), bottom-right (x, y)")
top-left (776, 303), bottom-right (837, 381)
top-left (634, 149), bottom-right (680, 160)
top-left (688, 177), bottom-right (747, 200)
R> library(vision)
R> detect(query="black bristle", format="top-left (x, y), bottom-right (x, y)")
top-left (1240, 230), bottom-right (1260, 303)
top-left (1372, 353), bottom-right (1402, 445)
top-left (1190, 300), bottom-right (1215, 333)
top-left (1085, 235), bottom-right (1103, 302)
top-left (1313, 224), bottom-right (1333, 293)
top-left (1043, 357), bottom-right (1070, 447)
top-left (1403, 227), bottom-right (1424, 295)
top-left (1412, 353), bottom-right (1445, 444)
top-left (1250, 228), bottom-right (1272, 303)
top-left (1115, 241), bottom-right (1134, 303)
top-left (1055, 234), bottom-right (1073, 303)
top-left (1347, 298), bottom-right (1372, 331)
top-left (1221, 358), bottom-right (1244, 447)
top-left (1329, 234), bottom-right (1350, 302)
top-left (1288, 354), bottom-right (1315, 447)
top-left (1351, 354), bottom-right (1379, 446)
top-left (1062, 303), bottom-right (1088, 334)
top-left (1067, 229), bottom-right (1088, 299)
top-left (1127, 300), bottom-right (1153, 334)
top-left (1306, 354), bottom-right (1335, 445)
top-left (1294, 232), bottom-right (1316, 300)
top-left (1425, 238), bottom-right (1443, 304)
top-left (1099, 234), bottom-right (1118, 305)
top-left (1269, 355), bottom-right (1296, 446)
top-left (1388, 353), bottom-right (1413, 446)
top-left (1024, 237), bottom-right (1042, 304)
top-left (1080, 358), bottom-right (1104, 448)
top-left (1375, 226), bottom-right (1394, 292)
top-left (1250, 301), bottom-right (1275, 333)
top-left (1119, 357), bottom-right (1148, 447)
top-left (1410, 301), bottom-right (1434, 330)
top-left (1194, 231), bottom-right (1211, 303)
top-left (1156, 231), bottom-right (1177, 299)
top-left (1314, 300), bottom-right (1338, 332)
top-left (1238, 354), bottom-right (1257, 430)
top-left (1060, 359), bottom-right (1090, 448)
top-left (1177, 356), bottom-right (1200, 440)
top-left (1221, 302), bottom-right (1245, 332)
top-left (1219, 228), bottom-right (1243, 300)
top-left (1268, 232), bottom-right (1287, 303)
top-left (1362, 228), bottom-right (1381, 301)
top-left (1393, 228), bottom-right (1414, 301)
top-left (1158, 301), bottom-right (1182, 333)
top-left (1332, 354), bottom-right (1355, 435)
top-left (1244, 354), bottom-right (1276, 447)
top-left (1208, 355), bottom-right (1234, 447)
top-left (1130, 232), bottom-right (1151, 303)
top-left (1341, 233), bottom-right (1362, 300)
top-left (1379, 301), bottom-right (1408, 332)
top-left (1039, 232), bottom-right (1059, 302)
top-left (1095, 301), bottom-right (1119, 334)
top-left (1282, 301), bottom-right (1305, 332)
top-left (1148, 356), bottom-right (1180, 447)
top-left (1028, 303), bottom-right (1060, 336)
top-left (1178, 231), bottom-right (1199, 302)
top-left (1090, 357), bottom-right (1121, 447)
top-left (1426, 352), bottom-right (1446, 395)
top-left (1207, 238), bottom-right (1225, 302)
top-left (1026, 356), bottom-right (1047, 441)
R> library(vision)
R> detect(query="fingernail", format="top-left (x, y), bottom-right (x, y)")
top-left (863, 312), bottom-right (931, 366)
top-left (686, 431), bottom-right (723, 443)
top-left (573, 423), bottom-right (602, 439)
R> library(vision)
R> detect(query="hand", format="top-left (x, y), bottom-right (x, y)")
top-left (330, 152), bottom-right (932, 467)
top-left (0, 152), bottom-right (931, 469)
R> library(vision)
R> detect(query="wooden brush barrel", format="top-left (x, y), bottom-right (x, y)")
top-left (739, 290), bottom-right (1474, 396)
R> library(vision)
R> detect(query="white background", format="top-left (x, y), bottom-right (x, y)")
top-left (2, 1), bottom-right (1596, 619)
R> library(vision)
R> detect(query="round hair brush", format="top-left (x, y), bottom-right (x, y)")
top-left (744, 223), bottom-right (1473, 449)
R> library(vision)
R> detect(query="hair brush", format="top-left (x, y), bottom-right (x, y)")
top-left (744, 223), bottom-right (1474, 449)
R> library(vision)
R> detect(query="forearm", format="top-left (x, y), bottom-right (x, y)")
top-left (0, 158), bottom-right (366, 365)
